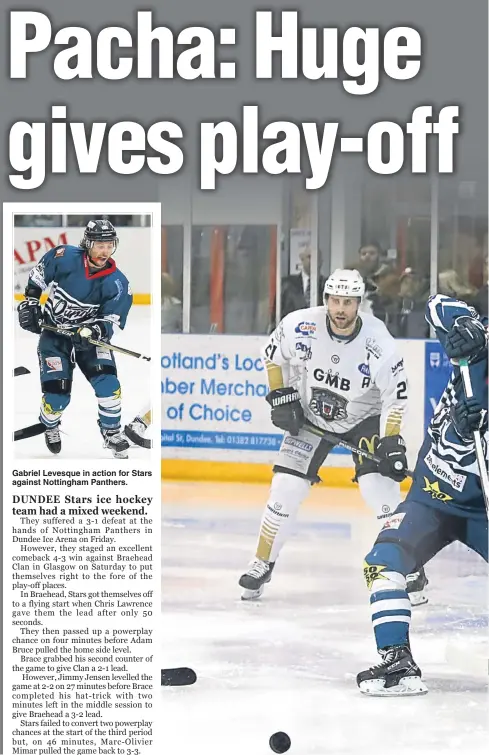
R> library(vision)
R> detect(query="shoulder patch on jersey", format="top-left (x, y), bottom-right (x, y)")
top-left (365, 337), bottom-right (382, 359)
top-left (358, 362), bottom-right (370, 377)
top-left (54, 247), bottom-right (65, 258)
top-left (295, 341), bottom-right (312, 361)
top-left (391, 358), bottom-right (404, 375)
top-left (276, 322), bottom-right (285, 341)
top-left (114, 278), bottom-right (124, 300)
top-left (295, 321), bottom-right (317, 337)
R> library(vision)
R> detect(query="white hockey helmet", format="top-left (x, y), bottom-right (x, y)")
top-left (323, 269), bottom-right (365, 301)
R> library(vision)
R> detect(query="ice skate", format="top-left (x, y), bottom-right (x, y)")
top-left (357, 645), bottom-right (428, 696)
top-left (406, 567), bottom-right (429, 607)
top-left (44, 424), bottom-right (62, 455)
top-left (100, 424), bottom-right (130, 459)
top-left (239, 559), bottom-right (275, 600)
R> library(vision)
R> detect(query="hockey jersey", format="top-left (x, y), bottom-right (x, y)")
top-left (409, 294), bottom-right (488, 518)
top-left (27, 244), bottom-right (133, 338)
top-left (263, 306), bottom-right (408, 437)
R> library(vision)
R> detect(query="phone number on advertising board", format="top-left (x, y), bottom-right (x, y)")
top-left (223, 434), bottom-right (279, 448)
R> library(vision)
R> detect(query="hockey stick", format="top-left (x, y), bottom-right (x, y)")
top-left (13, 366), bottom-right (43, 440)
top-left (302, 422), bottom-right (414, 478)
top-left (458, 358), bottom-right (489, 512)
top-left (14, 366), bottom-right (31, 377)
top-left (161, 667), bottom-right (197, 687)
top-left (14, 422), bottom-right (45, 441)
top-left (41, 324), bottom-right (151, 362)
top-left (124, 423), bottom-right (152, 449)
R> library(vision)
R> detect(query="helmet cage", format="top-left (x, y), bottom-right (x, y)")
top-left (81, 220), bottom-right (119, 255)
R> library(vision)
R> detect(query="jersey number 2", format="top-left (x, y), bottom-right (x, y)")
top-left (396, 381), bottom-right (407, 400)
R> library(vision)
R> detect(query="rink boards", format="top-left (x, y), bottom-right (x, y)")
top-left (161, 335), bottom-right (452, 485)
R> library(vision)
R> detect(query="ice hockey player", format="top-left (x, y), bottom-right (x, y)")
top-left (239, 269), bottom-right (428, 605)
top-left (125, 403), bottom-right (152, 449)
top-left (357, 294), bottom-right (488, 696)
top-left (17, 219), bottom-right (133, 459)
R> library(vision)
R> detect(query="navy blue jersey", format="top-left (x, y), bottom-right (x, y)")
top-left (28, 245), bottom-right (132, 338)
top-left (407, 294), bottom-right (488, 518)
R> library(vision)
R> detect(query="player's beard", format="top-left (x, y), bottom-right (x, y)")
top-left (329, 311), bottom-right (357, 331)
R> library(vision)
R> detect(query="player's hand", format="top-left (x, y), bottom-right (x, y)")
top-left (72, 323), bottom-right (105, 350)
top-left (445, 316), bottom-right (487, 363)
top-left (376, 434), bottom-right (408, 482)
top-left (451, 397), bottom-right (487, 441)
top-left (17, 298), bottom-right (42, 334)
top-left (266, 387), bottom-right (304, 436)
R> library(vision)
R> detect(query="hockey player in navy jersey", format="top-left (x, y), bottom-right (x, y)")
top-left (357, 294), bottom-right (488, 696)
top-left (17, 219), bottom-right (133, 459)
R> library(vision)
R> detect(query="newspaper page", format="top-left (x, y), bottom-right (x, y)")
top-left (3, 4), bottom-right (489, 755)
top-left (4, 205), bottom-right (161, 755)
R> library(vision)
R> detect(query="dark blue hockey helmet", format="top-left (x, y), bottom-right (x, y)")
top-left (81, 219), bottom-right (119, 253)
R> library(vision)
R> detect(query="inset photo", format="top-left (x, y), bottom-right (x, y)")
top-left (6, 204), bottom-right (160, 460)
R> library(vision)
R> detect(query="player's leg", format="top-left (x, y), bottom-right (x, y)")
top-left (348, 416), bottom-right (429, 606)
top-left (357, 498), bottom-right (452, 696)
top-left (239, 431), bottom-right (333, 600)
top-left (38, 332), bottom-right (74, 454)
top-left (125, 402), bottom-right (152, 449)
top-left (77, 346), bottom-right (129, 458)
top-left (463, 514), bottom-right (488, 562)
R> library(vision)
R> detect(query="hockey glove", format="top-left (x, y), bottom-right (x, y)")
top-left (17, 298), bottom-right (42, 334)
top-left (266, 387), bottom-right (304, 436)
top-left (376, 434), bottom-right (408, 482)
top-left (72, 323), bottom-right (108, 351)
top-left (451, 397), bottom-right (487, 441)
top-left (444, 316), bottom-right (487, 363)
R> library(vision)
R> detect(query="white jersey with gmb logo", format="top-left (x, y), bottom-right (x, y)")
top-left (263, 306), bottom-right (408, 436)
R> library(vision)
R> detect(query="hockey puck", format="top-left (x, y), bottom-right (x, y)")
top-left (161, 667), bottom-right (197, 686)
top-left (269, 732), bottom-right (291, 753)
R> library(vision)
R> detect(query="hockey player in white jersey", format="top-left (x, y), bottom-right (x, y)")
top-left (239, 269), bottom-right (427, 604)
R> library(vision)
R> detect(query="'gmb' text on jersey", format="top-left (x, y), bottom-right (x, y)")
top-left (312, 368), bottom-right (353, 391)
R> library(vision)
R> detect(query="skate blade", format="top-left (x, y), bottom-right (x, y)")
top-left (408, 591), bottom-right (429, 607)
top-left (240, 585), bottom-right (265, 601)
top-left (359, 676), bottom-right (428, 697)
top-left (112, 450), bottom-right (129, 459)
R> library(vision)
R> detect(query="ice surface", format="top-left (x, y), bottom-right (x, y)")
top-left (13, 307), bottom-right (151, 459)
top-left (162, 482), bottom-right (488, 755)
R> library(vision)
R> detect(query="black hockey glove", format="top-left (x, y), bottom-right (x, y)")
top-left (451, 397), bottom-right (487, 441)
top-left (17, 298), bottom-right (42, 334)
top-left (72, 323), bottom-right (108, 351)
top-left (266, 387), bottom-right (304, 436)
top-left (444, 316), bottom-right (487, 363)
top-left (376, 435), bottom-right (408, 482)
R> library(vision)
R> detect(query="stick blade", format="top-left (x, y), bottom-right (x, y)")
top-left (14, 422), bottom-right (45, 441)
top-left (161, 667), bottom-right (197, 687)
top-left (14, 366), bottom-right (31, 377)
top-left (124, 424), bottom-right (152, 449)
